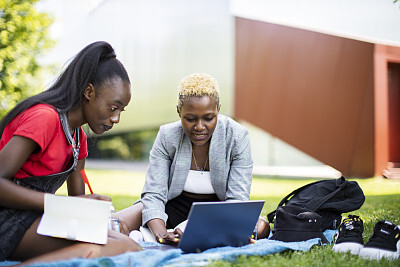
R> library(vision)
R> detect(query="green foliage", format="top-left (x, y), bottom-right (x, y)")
top-left (0, 0), bottom-right (54, 118)
top-left (88, 129), bottom-right (158, 160)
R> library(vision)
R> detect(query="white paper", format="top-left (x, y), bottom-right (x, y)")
top-left (37, 194), bottom-right (111, 244)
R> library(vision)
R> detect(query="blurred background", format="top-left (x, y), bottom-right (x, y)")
top-left (1, 0), bottom-right (400, 178)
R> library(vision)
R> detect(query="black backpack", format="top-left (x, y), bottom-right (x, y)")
top-left (267, 176), bottom-right (365, 231)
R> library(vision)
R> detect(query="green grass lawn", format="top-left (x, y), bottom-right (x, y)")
top-left (56, 171), bottom-right (400, 266)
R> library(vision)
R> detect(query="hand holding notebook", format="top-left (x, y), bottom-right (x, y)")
top-left (37, 194), bottom-right (111, 244)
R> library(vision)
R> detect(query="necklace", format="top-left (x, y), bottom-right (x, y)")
top-left (59, 112), bottom-right (79, 149)
top-left (192, 151), bottom-right (208, 171)
top-left (58, 110), bottom-right (80, 168)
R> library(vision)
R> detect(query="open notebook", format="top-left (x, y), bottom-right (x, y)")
top-left (142, 200), bottom-right (265, 253)
top-left (37, 194), bottom-right (111, 244)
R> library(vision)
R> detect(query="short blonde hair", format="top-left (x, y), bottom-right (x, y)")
top-left (177, 73), bottom-right (220, 110)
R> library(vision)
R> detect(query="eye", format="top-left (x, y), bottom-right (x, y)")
top-left (111, 107), bottom-right (117, 112)
top-left (204, 116), bottom-right (214, 121)
top-left (185, 117), bottom-right (195, 122)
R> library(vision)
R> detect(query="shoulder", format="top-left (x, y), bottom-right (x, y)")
top-left (158, 120), bottom-right (184, 140)
top-left (213, 115), bottom-right (252, 158)
top-left (26, 104), bottom-right (57, 115)
top-left (18, 104), bottom-right (59, 125)
top-left (215, 114), bottom-right (249, 140)
top-left (153, 120), bottom-right (186, 156)
top-left (9, 104), bottom-right (61, 150)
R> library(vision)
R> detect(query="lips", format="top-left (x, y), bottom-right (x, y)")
top-left (103, 125), bottom-right (113, 132)
top-left (192, 133), bottom-right (207, 141)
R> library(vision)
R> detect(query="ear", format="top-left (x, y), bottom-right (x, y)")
top-left (217, 104), bottom-right (221, 113)
top-left (176, 105), bottom-right (181, 118)
top-left (84, 84), bottom-right (95, 101)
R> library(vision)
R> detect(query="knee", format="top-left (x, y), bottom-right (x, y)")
top-left (257, 217), bottom-right (271, 239)
top-left (120, 233), bottom-right (142, 252)
top-left (117, 203), bottom-right (143, 233)
top-left (108, 231), bottom-right (142, 253)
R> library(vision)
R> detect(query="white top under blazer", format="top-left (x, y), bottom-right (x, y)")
top-left (183, 170), bottom-right (215, 194)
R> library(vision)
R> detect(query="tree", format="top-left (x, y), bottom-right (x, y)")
top-left (0, 0), bottom-right (54, 118)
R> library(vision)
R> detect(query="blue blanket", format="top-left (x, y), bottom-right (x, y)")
top-left (1, 230), bottom-right (336, 267)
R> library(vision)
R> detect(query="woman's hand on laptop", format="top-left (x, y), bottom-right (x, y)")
top-left (156, 228), bottom-right (183, 245)
top-left (148, 219), bottom-right (181, 244)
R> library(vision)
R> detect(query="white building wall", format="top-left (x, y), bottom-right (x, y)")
top-left (37, 0), bottom-right (235, 132)
top-left (35, 0), bottom-right (397, 176)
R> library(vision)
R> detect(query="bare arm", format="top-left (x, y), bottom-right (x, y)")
top-left (0, 135), bottom-right (45, 211)
top-left (66, 158), bottom-right (111, 201)
top-left (66, 158), bottom-right (86, 196)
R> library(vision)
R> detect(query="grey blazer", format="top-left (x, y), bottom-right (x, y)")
top-left (140, 114), bottom-right (253, 225)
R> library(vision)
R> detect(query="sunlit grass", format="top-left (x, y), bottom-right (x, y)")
top-left (57, 170), bottom-right (400, 199)
top-left (56, 169), bottom-right (145, 199)
top-left (251, 176), bottom-right (400, 197)
top-left (56, 170), bottom-right (400, 213)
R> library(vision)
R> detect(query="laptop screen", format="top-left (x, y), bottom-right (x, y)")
top-left (177, 200), bottom-right (264, 253)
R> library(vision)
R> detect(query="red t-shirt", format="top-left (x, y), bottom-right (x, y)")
top-left (0, 104), bottom-right (88, 179)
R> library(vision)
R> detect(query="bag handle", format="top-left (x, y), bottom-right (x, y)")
top-left (304, 178), bottom-right (347, 211)
top-left (267, 176), bottom-right (346, 223)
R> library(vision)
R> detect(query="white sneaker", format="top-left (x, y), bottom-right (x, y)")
top-left (358, 220), bottom-right (400, 260)
top-left (332, 215), bottom-right (364, 255)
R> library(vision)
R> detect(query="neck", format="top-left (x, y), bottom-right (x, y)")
top-left (192, 142), bottom-right (210, 171)
top-left (192, 141), bottom-right (210, 153)
top-left (66, 106), bottom-right (85, 133)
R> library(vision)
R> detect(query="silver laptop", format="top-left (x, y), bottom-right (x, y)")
top-left (175, 200), bottom-right (264, 253)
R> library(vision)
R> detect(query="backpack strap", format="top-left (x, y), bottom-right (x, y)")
top-left (267, 176), bottom-right (345, 223)
top-left (304, 177), bottom-right (347, 211)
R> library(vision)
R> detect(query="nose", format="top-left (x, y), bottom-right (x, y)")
top-left (194, 119), bottom-right (205, 131)
top-left (110, 113), bottom-right (121, 124)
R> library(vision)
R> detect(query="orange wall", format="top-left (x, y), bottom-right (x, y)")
top-left (374, 45), bottom-right (400, 176)
top-left (235, 17), bottom-right (375, 177)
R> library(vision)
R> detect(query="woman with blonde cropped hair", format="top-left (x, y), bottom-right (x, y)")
top-left (118, 73), bottom-right (269, 243)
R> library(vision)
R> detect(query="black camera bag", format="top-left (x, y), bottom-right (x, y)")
top-left (267, 176), bottom-right (365, 231)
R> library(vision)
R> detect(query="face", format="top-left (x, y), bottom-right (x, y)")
top-left (177, 95), bottom-right (220, 146)
top-left (83, 77), bottom-right (131, 135)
